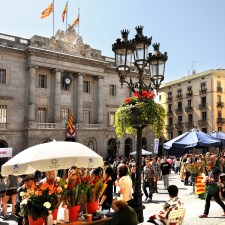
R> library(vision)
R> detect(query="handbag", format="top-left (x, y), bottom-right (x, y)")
top-left (0, 178), bottom-right (7, 193)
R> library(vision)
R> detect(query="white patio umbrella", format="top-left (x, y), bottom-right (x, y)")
top-left (130, 149), bottom-right (152, 156)
top-left (1, 141), bottom-right (104, 176)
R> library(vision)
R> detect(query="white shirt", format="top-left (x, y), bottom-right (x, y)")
top-left (119, 175), bottom-right (133, 201)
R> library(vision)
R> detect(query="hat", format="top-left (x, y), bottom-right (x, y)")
top-left (23, 174), bottom-right (34, 182)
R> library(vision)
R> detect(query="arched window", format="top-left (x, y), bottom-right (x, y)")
top-left (87, 139), bottom-right (96, 152)
top-left (142, 137), bottom-right (147, 150)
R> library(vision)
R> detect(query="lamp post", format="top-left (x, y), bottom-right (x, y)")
top-left (112, 25), bottom-right (168, 222)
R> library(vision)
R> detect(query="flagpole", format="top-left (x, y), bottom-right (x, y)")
top-left (53, 0), bottom-right (55, 36)
top-left (78, 7), bottom-right (80, 35)
top-left (66, 1), bottom-right (68, 30)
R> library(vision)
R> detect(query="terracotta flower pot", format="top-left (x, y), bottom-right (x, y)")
top-left (68, 205), bottom-right (81, 221)
top-left (28, 215), bottom-right (44, 225)
top-left (85, 201), bottom-right (98, 214)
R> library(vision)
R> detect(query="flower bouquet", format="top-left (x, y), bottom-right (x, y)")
top-left (114, 91), bottom-right (166, 138)
top-left (20, 182), bottom-right (62, 221)
top-left (60, 168), bottom-right (85, 207)
top-left (185, 162), bottom-right (203, 176)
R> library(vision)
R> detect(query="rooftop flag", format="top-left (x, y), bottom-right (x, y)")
top-left (41, 2), bottom-right (54, 19)
top-left (72, 14), bottom-right (79, 27)
top-left (62, 2), bottom-right (68, 23)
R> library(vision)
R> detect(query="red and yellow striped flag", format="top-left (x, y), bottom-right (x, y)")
top-left (68, 113), bottom-right (74, 133)
top-left (72, 14), bottom-right (79, 27)
top-left (62, 3), bottom-right (68, 23)
top-left (41, 2), bottom-right (54, 19)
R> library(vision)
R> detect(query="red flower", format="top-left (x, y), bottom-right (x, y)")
top-left (68, 183), bottom-right (74, 190)
top-left (124, 98), bottom-right (131, 103)
top-left (134, 92), bottom-right (141, 98)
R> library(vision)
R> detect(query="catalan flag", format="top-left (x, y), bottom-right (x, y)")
top-left (72, 14), bottom-right (79, 27)
top-left (41, 2), bottom-right (54, 19)
top-left (62, 2), bottom-right (68, 23)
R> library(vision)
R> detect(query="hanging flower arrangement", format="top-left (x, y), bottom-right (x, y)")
top-left (114, 90), bottom-right (166, 138)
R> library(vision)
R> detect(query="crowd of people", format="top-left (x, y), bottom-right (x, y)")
top-left (3, 152), bottom-right (225, 224)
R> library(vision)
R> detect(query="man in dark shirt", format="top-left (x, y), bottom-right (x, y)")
top-left (160, 156), bottom-right (171, 189)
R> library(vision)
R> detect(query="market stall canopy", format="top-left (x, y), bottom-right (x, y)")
top-left (210, 131), bottom-right (225, 145)
top-left (1, 141), bottom-right (104, 176)
top-left (163, 129), bottom-right (221, 156)
top-left (130, 149), bottom-right (152, 156)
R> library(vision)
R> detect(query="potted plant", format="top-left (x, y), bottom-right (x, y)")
top-left (60, 168), bottom-right (85, 221)
top-left (20, 182), bottom-right (62, 224)
top-left (81, 173), bottom-right (106, 214)
top-left (114, 90), bottom-right (166, 138)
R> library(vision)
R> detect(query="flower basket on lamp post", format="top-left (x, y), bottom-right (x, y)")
top-left (112, 25), bottom-right (167, 222)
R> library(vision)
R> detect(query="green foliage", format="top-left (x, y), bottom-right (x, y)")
top-left (114, 94), bottom-right (166, 138)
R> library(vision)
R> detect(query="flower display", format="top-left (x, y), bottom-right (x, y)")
top-left (81, 174), bottom-right (105, 203)
top-left (60, 168), bottom-right (85, 206)
top-left (185, 162), bottom-right (203, 175)
top-left (114, 91), bottom-right (166, 138)
top-left (20, 182), bottom-right (62, 221)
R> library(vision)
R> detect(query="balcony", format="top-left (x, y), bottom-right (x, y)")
top-left (168, 96), bottom-right (173, 101)
top-left (175, 108), bottom-right (183, 114)
top-left (37, 123), bottom-right (55, 129)
top-left (185, 106), bottom-right (193, 112)
top-left (217, 87), bottom-right (223, 93)
top-left (176, 94), bottom-right (183, 100)
top-left (166, 124), bottom-right (174, 130)
top-left (198, 120), bottom-right (208, 126)
top-left (167, 110), bottom-right (173, 116)
top-left (217, 118), bottom-right (225, 124)
top-left (199, 104), bottom-right (207, 110)
top-left (199, 88), bottom-right (207, 94)
top-left (84, 124), bottom-right (99, 129)
top-left (186, 91), bottom-right (193, 97)
top-left (0, 123), bottom-right (7, 130)
top-left (175, 123), bottom-right (184, 129)
top-left (185, 121), bottom-right (196, 128)
top-left (217, 102), bottom-right (224, 108)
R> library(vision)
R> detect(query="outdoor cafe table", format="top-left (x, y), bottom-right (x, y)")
top-left (61, 217), bottom-right (112, 225)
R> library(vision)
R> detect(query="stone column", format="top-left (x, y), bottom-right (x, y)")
top-left (77, 73), bottom-right (84, 123)
top-left (97, 76), bottom-right (104, 123)
top-left (54, 69), bottom-right (62, 122)
top-left (28, 65), bottom-right (37, 121)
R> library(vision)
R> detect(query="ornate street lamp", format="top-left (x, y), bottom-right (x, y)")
top-left (112, 25), bottom-right (168, 222)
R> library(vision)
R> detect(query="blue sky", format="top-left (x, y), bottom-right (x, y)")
top-left (1, 0), bottom-right (225, 82)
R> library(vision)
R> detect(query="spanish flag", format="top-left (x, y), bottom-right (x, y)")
top-left (41, 2), bottom-right (54, 19)
top-left (62, 2), bottom-right (68, 23)
top-left (72, 14), bottom-right (79, 27)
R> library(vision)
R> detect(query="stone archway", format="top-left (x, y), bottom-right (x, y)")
top-left (142, 137), bottom-right (147, 150)
top-left (125, 138), bottom-right (132, 158)
top-left (107, 138), bottom-right (117, 158)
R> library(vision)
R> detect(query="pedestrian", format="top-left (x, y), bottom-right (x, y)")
top-left (148, 185), bottom-right (184, 225)
top-left (2, 174), bottom-right (18, 219)
top-left (142, 158), bottom-right (156, 202)
top-left (199, 166), bottom-right (225, 218)
top-left (116, 165), bottom-right (133, 206)
top-left (160, 156), bottom-right (171, 189)
top-left (99, 166), bottom-right (114, 211)
top-left (151, 157), bottom-right (160, 193)
top-left (174, 157), bottom-right (181, 175)
top-left (16, 174), bottom-right (35, 225)
top-left (104, 198), bottom-right (138, 225)
top-left (130, 163), bottom-right (136, 191)
top-left (0, 173), bottom-right (6, 214)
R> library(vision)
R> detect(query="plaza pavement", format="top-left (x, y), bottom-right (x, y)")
top-left (2, 172), bottom-right (225, 225)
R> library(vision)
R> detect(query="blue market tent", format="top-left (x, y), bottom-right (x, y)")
top-left (210, 131), bottom-right (225, 145)
top-left (130, 149), bottom-right (152, 156)
top-left (163, 129), bottom-right (221, 156)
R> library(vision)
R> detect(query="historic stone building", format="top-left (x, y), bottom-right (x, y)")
top-left (0, 27), bottom-right (155, 166)
top-left (158, 69), bottom-right (225, 152)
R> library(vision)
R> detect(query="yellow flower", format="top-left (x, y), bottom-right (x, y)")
top-left (43, 202), bottom-right (51, 209)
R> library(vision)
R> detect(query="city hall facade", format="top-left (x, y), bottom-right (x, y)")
top-left (0, 28), bottom-right (155, 165)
